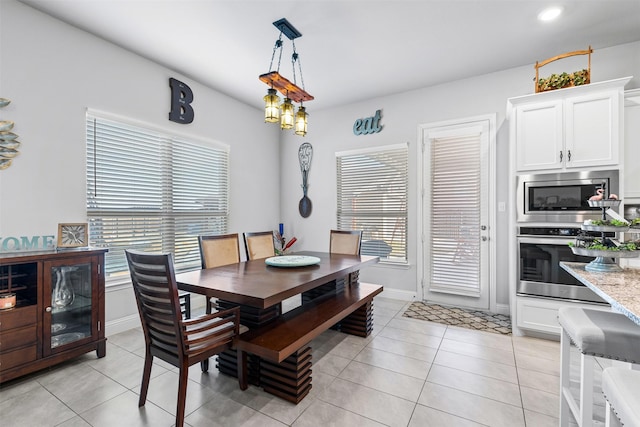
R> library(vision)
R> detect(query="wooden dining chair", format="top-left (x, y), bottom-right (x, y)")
top-left (243, 231), bottom-right (276, 260)
top-left (330, 229), bottom-right (363, 255)
top-left (125, 249), bottom-right (246, 427)
top-left (198, 233), bottom-right (241, 313)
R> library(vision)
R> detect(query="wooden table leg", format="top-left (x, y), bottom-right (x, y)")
top-left (238, 350), bottom-right (248, 390)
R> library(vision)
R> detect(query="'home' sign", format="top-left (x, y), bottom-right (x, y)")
top-left (0, 235), bottom-right (56, 252)
top-left (353, 109), bottom-right (383, 136)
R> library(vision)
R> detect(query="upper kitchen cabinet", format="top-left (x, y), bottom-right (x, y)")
top-left (625, 88), bottom-right (640, 200)
top-left (508, 77), bottom-right (631, 173)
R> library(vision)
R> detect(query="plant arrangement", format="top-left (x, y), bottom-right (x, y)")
top-left (569, 238), bottom-right (638, 251)
top-left (537, 69), bottom-right (590, 92)
top-left (586, 219), bottom-right (629, 227)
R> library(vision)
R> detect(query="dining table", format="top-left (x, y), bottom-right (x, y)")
top-left (560, 261), bottom-right (640, 325)
top-left (175, 251), bottom-right (382, 403)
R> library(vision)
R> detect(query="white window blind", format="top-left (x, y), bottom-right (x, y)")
top-left (429, 134), bottom-right (481, 296)
top-left (86, 113), bottom-right (229, 280)
top-left (336, 144), bottom-right (408, 263)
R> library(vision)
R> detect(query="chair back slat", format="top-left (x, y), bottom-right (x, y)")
top-left (126, 250), bottom-right (184, 358)
top-left (330, 230), bottom-right (363, 255)
top-left (198, 233), bottom-right (240, 268)
top-left (243, 231), bottom-right (275, 260)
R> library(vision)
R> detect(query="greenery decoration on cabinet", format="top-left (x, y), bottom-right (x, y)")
top-left (534, 46), bottom-right (592, 93)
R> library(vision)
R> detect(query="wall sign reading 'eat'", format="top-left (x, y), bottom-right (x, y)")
top-left (353, 109), bottom-right (383, 135)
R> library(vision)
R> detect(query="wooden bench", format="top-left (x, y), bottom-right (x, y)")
top-left (235, 282), bottom-right (383, 402)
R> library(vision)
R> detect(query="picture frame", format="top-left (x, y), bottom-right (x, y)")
top-left (57, 223), bottom-right (89, 248)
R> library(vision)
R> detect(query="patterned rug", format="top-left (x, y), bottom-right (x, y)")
top-left (402, 301), bottom-right (512, 335)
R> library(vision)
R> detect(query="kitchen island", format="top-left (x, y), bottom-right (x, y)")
top-left (560, 262), bottom-right (640, 325)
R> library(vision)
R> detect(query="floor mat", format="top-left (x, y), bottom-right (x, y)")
top-left (402, 301), bottom-right (512, 335)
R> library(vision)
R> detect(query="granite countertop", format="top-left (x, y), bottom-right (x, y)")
top-left (560, 262), bottom-right (640, 325)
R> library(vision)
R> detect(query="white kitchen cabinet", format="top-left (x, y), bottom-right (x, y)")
top-left (509, 77), bottom-right (631, 173)
top-left (515, 296), bottom-right (610, 336)
top-left (625, 89), bottom-right (640, 199)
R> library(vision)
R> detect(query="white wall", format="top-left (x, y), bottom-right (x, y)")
top-left (2, 0), bottom-right (639, 332)
top-left (0, 0), bottom-right (281, 333)
top-left (279, 41), bottom-right (640, 306)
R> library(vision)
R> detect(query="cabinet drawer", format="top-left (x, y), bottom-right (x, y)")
top-left (0, 324), bottom-right (37, 352)
top-left (0, 305), bottom-right (37, 331)
top-left (0, 344), bottom-right (37, 371)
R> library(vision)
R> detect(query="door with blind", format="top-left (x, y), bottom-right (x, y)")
top-left (419, 115), bottom-right (495, 310)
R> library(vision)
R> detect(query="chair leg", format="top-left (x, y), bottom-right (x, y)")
top-left (201, 358), bottom-right (209, 372)
top-left (176, 365), bottom-right (189, 427)
top-left (238, 350), bottom-right (248, 390)
top-left (560, 329), bottom-right (572, 426)
top-left (579, 353), bottom-right (595, 427)
top-left (206, 298), bottom-right (212, 314)
top-left (138, 352), bottom-right (153, 407)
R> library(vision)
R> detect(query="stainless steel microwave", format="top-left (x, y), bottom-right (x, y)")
top-left (516, 170), bottom-right (619, 223)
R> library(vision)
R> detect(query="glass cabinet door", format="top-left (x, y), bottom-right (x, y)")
top-left (44, 257), bottom-right (96, 354)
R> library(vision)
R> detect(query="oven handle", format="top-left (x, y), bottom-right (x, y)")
top-left (517, 236), bottom-right (575, 245)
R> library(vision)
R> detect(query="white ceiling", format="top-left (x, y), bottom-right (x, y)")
top-left (19, 0), bottom-right (640, 111)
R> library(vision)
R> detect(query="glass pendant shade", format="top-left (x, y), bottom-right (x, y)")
top-left (294, 106), bottom-right (308, 136)
top-left (280, 98), bottom-right (294, 130)
top-left (263, 89), bottom-right (280, 123)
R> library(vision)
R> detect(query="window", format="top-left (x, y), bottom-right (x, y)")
top-left (86, 112), bottom-right (229, 281)
top-left (336, 144), bottom-right (408, 263)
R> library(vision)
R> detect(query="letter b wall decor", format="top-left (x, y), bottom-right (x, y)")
top-left (169, 78), bottom-right (194, 124)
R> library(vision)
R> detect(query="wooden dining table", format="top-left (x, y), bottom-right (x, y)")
top-left (175, 251), bottom-right (382, 403)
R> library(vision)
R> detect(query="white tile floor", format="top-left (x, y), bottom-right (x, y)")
top-left (0, 297), bottom-right (605, 426)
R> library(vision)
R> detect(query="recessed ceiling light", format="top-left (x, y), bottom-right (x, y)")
top-left (538, 6), bottom-right (563, 22)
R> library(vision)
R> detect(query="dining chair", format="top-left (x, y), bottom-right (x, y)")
top-left (198, 233), bottom-right (241, 313)
top-left (330, 229), bottom-right (363, 255)
top-left (125, 249), bottom-right (246, 427)
top-left (243, 231), bottom-right (276, 260)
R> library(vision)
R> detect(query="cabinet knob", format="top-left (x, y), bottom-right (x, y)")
top-left (567, 150), bottom-right (571, 162)
top-left (45, 306), bottom-right (52, 312)
top-left (559, 151), bottom-right (563, 162)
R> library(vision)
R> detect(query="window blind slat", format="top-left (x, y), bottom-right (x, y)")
top-left (336, 145), bottom-right (408, 263)
top-left (86, 114), bottom-right (230, 278)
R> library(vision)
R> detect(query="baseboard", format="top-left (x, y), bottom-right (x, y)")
top-left (105, 314), bottom-right (140, 337)
top-left (379, 288), bottom-right (416, 301)
top-left (495, 302), bottom-right (510, 316)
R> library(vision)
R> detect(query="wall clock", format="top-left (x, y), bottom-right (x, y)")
top-left (57, 223), bottom-right (88, 248)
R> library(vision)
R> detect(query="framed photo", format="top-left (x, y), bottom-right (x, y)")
top-left (57, 223), bottom-right (89, 248)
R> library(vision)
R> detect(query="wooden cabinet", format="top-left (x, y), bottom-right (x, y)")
top-left (0, 249), bottom-right (106, 383)
top-left (510, 77), bottom-right (630, 173)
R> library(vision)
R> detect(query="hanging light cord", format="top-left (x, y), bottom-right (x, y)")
top-left (291, 39), bottom-right (306, 92)
top-left (268, 33), bottom-right (284, 73)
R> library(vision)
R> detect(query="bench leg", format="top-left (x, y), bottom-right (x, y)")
top-left (339, 301), bottom-right (374, 337)
top-left (260, 346), bottom-right (313, 404)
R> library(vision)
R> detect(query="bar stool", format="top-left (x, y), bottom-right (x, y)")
top-left (558, 307), bottom-right (640, 427)
top-left (601, 367), bottom-right (640, 427)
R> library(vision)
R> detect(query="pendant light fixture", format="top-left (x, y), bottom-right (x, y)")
top-left (260, 18), bottom-right (313, 136)
top-left (263, 88), bottom-right (280, 123)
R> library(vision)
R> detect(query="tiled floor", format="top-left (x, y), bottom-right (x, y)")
top-left (0, 297), bottom-right (605, 426)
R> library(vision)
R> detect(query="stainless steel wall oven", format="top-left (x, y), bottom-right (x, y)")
top-left (517, 227), bottom-right (607, 304)
top-left (516, 170), bottom-right (619, 304)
